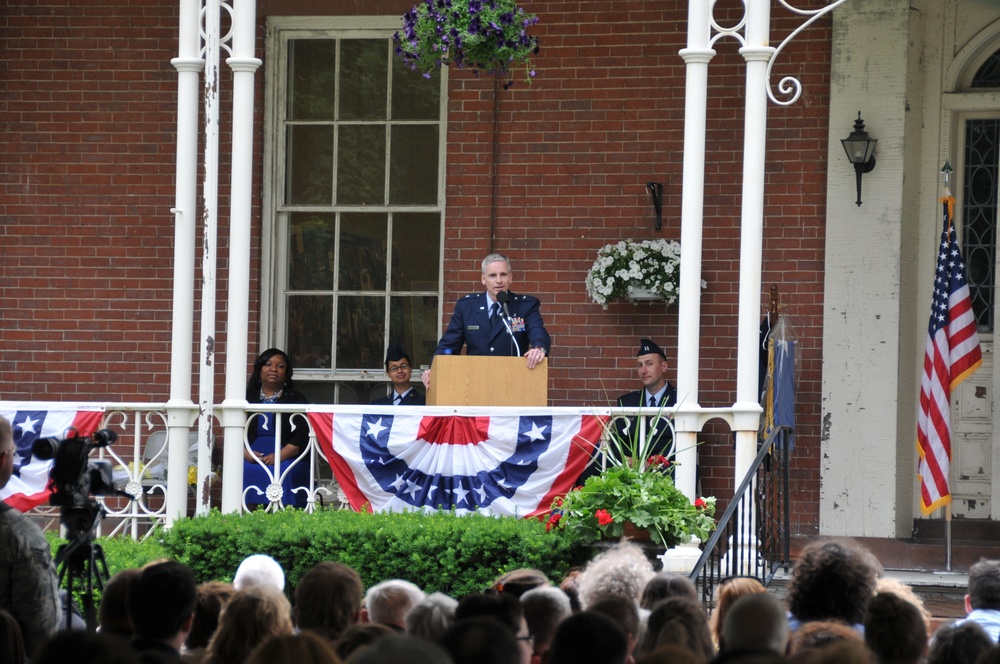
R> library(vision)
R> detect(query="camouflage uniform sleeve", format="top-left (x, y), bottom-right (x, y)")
top-left (0, 509), bottom-right (62, 660)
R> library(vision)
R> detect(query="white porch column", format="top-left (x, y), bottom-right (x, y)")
top-left (674, 0), bottom-right (715, 501)
top-left (166, 0), bottom-right (204, 526)
top-left (732, 0), bottom-right (772, 486)
top-left (220, 0), bottom-right (262, 514)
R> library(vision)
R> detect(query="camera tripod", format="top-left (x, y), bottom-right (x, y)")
top-left (55, 501), bottom-right (110, 631)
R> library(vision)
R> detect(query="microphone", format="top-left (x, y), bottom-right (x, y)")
top-left (495, 291), bottom-right (521, 357)
top-left (496, 290), bottom-right (512, 320)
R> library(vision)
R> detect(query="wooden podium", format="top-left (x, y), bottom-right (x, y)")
top-left (426, 355), bottom-right (548, 406)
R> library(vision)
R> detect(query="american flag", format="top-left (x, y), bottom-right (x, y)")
top-left (308, 411), bottom-right (603, 517)
top-left (0, 405), bottom-right (104, 511)
top-left (916, 199), bottom-right (982, 515)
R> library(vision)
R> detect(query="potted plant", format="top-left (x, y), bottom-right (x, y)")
top-left (393, 0), bottom-right (540, 89)
top-left (585, 238), bottom-right (705, 308)
top-left (546, 415), bottom-right (716, 548)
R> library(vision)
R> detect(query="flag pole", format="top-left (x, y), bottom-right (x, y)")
top-left (945, 502), bottom-right (952, 572)
top-left (942, 161), bottom-right (953, 574)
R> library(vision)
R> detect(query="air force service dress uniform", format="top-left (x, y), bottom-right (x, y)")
top-left (433, 291), bottom-right (551, 358)
top-left (371, 389), bottom-right (426, 406)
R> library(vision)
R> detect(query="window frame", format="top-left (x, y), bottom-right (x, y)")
top-left (260, 16), bottom-right (448, 392)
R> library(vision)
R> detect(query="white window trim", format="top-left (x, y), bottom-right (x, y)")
top-left (260, 15), bottom-right (448, 382)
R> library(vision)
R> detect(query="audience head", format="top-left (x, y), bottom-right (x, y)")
top-left (98, 567), bottom-right (141, 640)
top-left (576, 541), bottom-right (655, 608)
top-left (233, 553), bottom-right (285, 592)
top-left (406, 591), bottom-right (458, 642)
top-left (245, 632), bottom-right (342, 664)
top-left (786, 538), bottom-right (878, 626)
top-left (586, 594), bottom-right (641, 656)
top-left (789, 620), bottom-right (864, 654)
top-left (294, 561), bottom-right (364, 642)
top-left (720, 592), bottom-right (789, 656)
top-left (638, 596), bottom-right (715, 660)
top-left (441, 616), bottom-right (523, 664)
top-left (559, 569), bottom-right (583, 613)
top-left (711, 576), bottom-right (767, 648)
top-left (864, 591), bottom-right (927, 664)
top-left (0, 609), bottom-right (26, 664)
top-left (349, 634), bottom-right (452, 664)
top-left (35, 630), bottom-right (139, 664)
top-left (967, 559), bottom-right (1000, 611)
top-left (185, 581), bottom-right (237, 652)
top-left (928, 621), bottom-right (995, 664)
top-left (333, 622), bottom-right (395, 661)
top-left (519, 587), bottom-right (571, 655)
top-left (794, 640), bottom-right (877, 664)
top-left (547, 611), bottom-right (629, 664)
top-left (490, 568), bottom-right (550, 598)
top-left (126, 560), bottom-right (198, 643)
top-left (363, 579), bottom-right (425, 629)
top-left (641, 570), bottom-right (699, 610)
top-left (874, 576), bottom-right (932, 633)
top-left (635, 645), bottom-right (709, 664)
top-left (205, 585), bottom-right (294, 664)
top-left (455, 592), bottom-right (524, 634)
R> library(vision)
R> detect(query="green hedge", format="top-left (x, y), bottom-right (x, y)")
top-left (160, 509), bottom-right (591, 597)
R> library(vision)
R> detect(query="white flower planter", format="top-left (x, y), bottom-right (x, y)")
top-left (626, 286), bottom-right (661, 302)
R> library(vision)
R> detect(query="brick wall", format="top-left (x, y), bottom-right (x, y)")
top-left (1, 0), bottom-right (830, 535)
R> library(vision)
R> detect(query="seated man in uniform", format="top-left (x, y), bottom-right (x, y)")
top-left (372, 343), bottom-right (425, 406)
top-left (580, 339), bottom-right (677, 482)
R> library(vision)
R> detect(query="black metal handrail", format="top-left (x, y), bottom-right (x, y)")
top-left (688, 425), bottom-right (793, 611)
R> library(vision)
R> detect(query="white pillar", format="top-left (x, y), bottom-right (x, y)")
top-left (220, 0), bottom-right (262, 514)
top-left (732, 0), bottom-right (773, 485)
top-left (165, 0), bottom-right (204, 526)
top-left (674, 0), bottom-right (714, 501)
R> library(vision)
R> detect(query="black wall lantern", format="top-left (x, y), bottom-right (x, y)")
top-left (841, 111), bottom-right (878, 207)
top-left (647, 182), bottom-right (664, 230)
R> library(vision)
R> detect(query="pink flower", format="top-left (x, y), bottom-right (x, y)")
top-left (595, 509), bottom-right (614, 526)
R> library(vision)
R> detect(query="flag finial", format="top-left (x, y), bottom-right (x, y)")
top-left (941, 161), bottom-right (953, 194)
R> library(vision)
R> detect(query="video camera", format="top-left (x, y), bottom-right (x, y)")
top-left (32, 430), bottom-right (120, 538)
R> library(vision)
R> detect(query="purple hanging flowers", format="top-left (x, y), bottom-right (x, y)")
top-left (393, 0), bottom-right (540, 89)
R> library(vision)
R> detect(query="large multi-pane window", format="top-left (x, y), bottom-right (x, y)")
top-left (962, 49), bottom-right (1000, 332)
top-left (268, 21), bottom-right (445, 403)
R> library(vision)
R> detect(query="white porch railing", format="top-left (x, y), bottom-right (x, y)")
top-left (4, 401), bottom-right (739, 538)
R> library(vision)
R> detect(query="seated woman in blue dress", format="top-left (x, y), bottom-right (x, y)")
top-left (243, 348), bottom-right (310, 509)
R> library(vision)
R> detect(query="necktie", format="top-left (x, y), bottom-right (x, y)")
top-left (648, 395), bottom-right (657, 408)
top-left (393, 393), bottom-right (402, 406)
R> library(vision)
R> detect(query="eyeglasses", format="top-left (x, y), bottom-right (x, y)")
top-left (387, 363), bottom-right (410, 373)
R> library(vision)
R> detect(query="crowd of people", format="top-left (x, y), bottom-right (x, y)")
top-left (3, 534), bottom-right (1000, 664)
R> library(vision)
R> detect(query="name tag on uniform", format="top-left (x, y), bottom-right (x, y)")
top-left (468, 325), bottom-right (480, 330)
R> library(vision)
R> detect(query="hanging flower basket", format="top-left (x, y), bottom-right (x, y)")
top-left (393, 0), bottom-right (540, 90)
top-left (586, 239), bottom-right (705, 309)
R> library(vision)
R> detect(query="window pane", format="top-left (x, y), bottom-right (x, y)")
top-left (337, 124), bottom-right (385, 205)
top-left (391, 58), bottom-right (440, 120)
top-left (963, 119), bottom-right (1000, 331)
top-left (389, 125), bottom-right (438, 205)
top-left (339, 212), bottom-right (387, 292)
top-left (288, 213), bottom-right (336, 290)
top-left (287, 125), bottom-right (333, 205)
top-left (339, 40), bottom-right (388, 120)
top-left (287, 295), bottom-right (333, 370)
top-left (391, 212), bottom-right (440, 291)
top-left (337, 296), bottom-right (385, 369)
top-left (288, 39), bottom-right (337, 120)
top-left (390, 295), bottom-right (439, 369)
